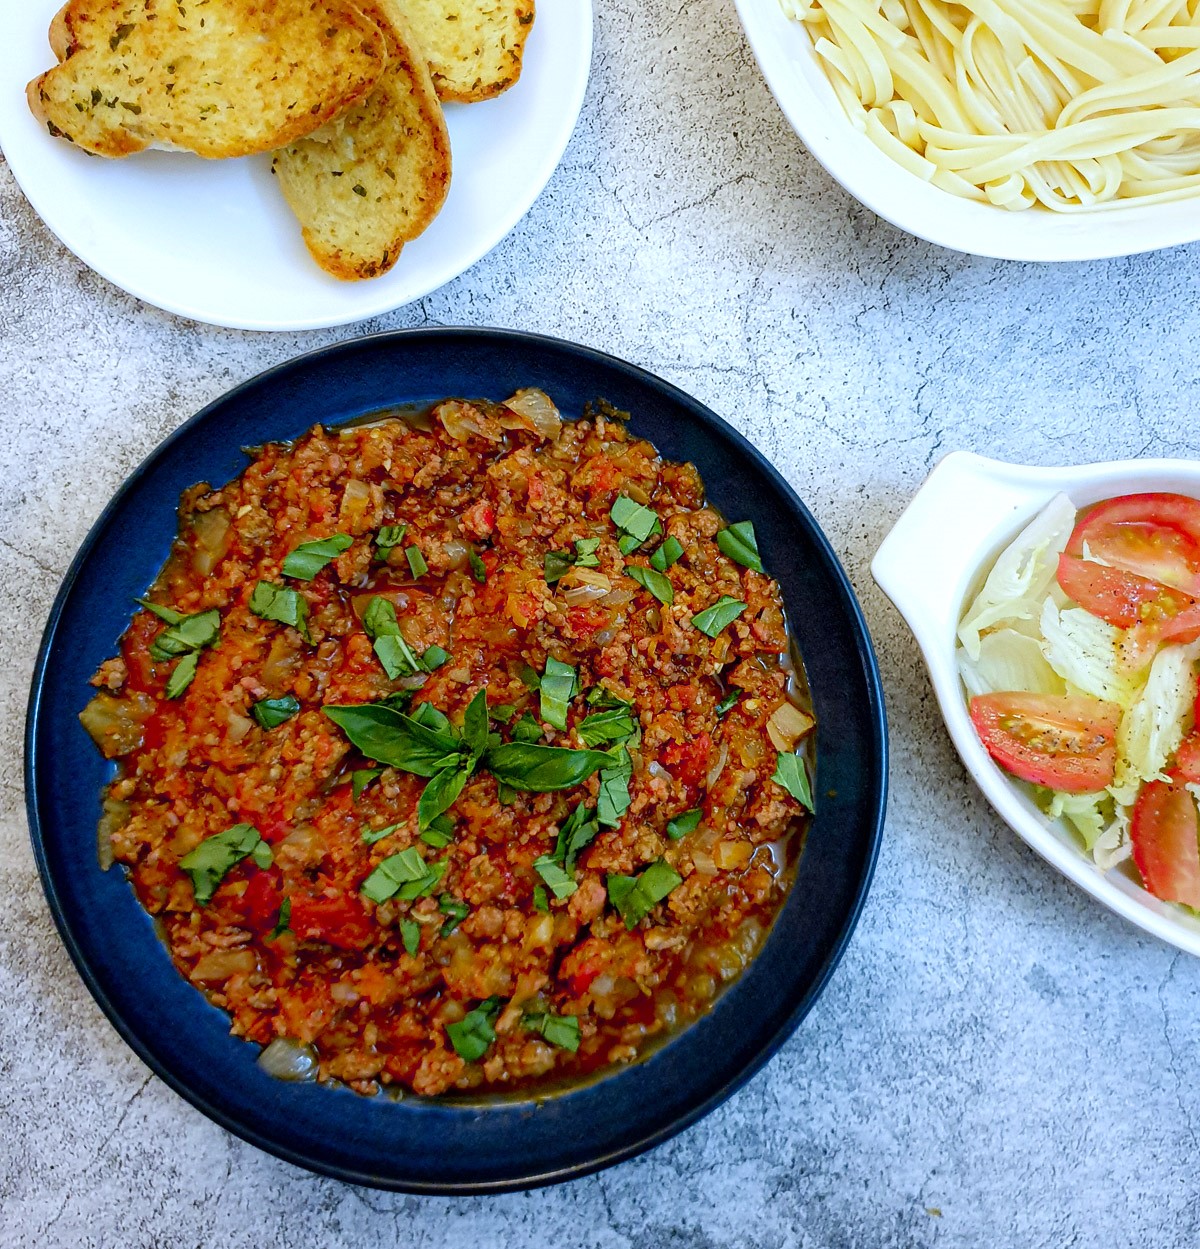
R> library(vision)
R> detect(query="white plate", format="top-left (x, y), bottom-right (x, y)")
top-left (733, 0), bottom-right (1200, 261)
top-left (0, 2), bottom-right (592, 330)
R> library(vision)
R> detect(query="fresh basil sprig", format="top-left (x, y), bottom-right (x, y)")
top-left (486, 741), bottom-right (612, 792)
top-left (446, 997), bottom-right (504, 1062)
top-left (772, 752), bottom-right (814, 811)
top-left (281, 533), bottom-right (352, 581)
top-left (607, 860), bottom-right (682, 929)
top-left (323, 703), bottom-right (462, 776)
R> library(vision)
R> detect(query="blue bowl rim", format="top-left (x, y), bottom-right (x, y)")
top-left (24, 325), bottom-right (888, 1193)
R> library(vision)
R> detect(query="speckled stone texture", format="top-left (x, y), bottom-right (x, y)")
top-left (4, 2), bottom-right (1200, 1245)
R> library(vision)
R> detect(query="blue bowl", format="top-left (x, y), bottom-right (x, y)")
top-left (25, 328), bottom-right (887, 1193)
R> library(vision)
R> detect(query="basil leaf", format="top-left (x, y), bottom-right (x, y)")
top-left (429, 814), bottom-right (455, 836)
top-left (606, 859), bottom-right (682, 929)
top-left (497, 783), bottom-right (518, 805)
top-left (586, 685), bottom-right (631, 710)
top-left (323, 703), bottom-right (464, 776)
top-left (165, 650), bottom-right (199, 699)
top-left (557, 803), bottom-right (600, 874)
top-left (650, 536), bottom-right (684, 573)
top-left (446, 996), bottom-right (503, 1062)
top-left (617, 534), bottom-right (641, 556)
top-left (610, 496), bottom-right (660, 543)
top-left (420, 825), bottom-right (454, 848)
top-left (251, 694), bottom-right (300, 729)
top-left (400, 918), bottom-right (421, 955)
top-left (490, 702), bottom-right (518, 723)
top-left (667, 808), bottom-right (703, 840)
top-left (361, 822), bottom-right (400, 845)
top-left (574, 538), bottom-right (601, 567)
top-left (577, 708), bottom-right (636, 747)
top-left (362, 596), bottom-right (400, 640)
top-left (533, 856), bottom-right (577, 900)
top-left (597, 752), bottom-right (632, 828)
top-left (544, 550), bottom-right (574, 584)
top-left (411, 702), bottom-right (454, 736)
top-left (361, 847), bottom-right (431, 903)
top-left (352, 767), bottom-right (383, 800)
top-left (250, 582), bottom-right (311, 642)
top-left (269, 897), bottom-right (291, 940)
top-left (512, 713), bottom-right (542, 743)
top-left (485, 742), bottom-right (612, 792)
top-left (406, 546), bottom-right (428, 579)
top-left (421, 645), bottom-right (450, 671)
top-left (376, 524), bottom-right (407, 554)
top-left (462, 689), bottom-right (490, 757)
top-left (540, 656), bottom-right (576, 731)
top-left (691, 596), bottom-right (747, 638)
top-left (717, 521), bottom-right (764, 574)
top-left (418, 762), bottom-right (470, 830)
top-left (374, 635), bottom-right (422, 680)
top-left (772, 752), bottom-right (814, 811)
top-left (625, 563), bottom-right (674, 605)
top-left (439, 895), bottom-right (470, 936)
top-left (468, 547), bottom-right (487, 584)
top-left (137, 598), bottom-right (184, 625)
top-left (179, 823), bottom-right (266, 906)
top-left (282, 533), bottom-right (352, 581)
top-left (148, 608), bottom-right (221, 660)
top-left (523, 1011), bottom-right (580, 1053)
top-left (519, 664), bottom-right (542, 691)
top-left (399, 859), bottom-right (447, 900)
top-left (715, 689), bottom-right (741, 717)
top-left (533, 885), bottom-right (550, 913)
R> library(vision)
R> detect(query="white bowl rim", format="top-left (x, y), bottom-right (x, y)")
top-left (872, 451), bottom-right (1200, 957)
top-left (733, 0), bottom-right (1200, 262)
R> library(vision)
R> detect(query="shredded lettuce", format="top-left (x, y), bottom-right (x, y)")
top-left (1039, 600), bottom-right (1142, 706)
top-left (958, 629), bottom-right (1065, 698)
top-left (958, 493), bottom-right (1076, 661)
top-left (1046, 790), bottom-right (1112, 852)
top-left (1092, 802), bottom-right (1132, 871)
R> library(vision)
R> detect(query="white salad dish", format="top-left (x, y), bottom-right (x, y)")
top-left (872, 451), bottom-right (1200, 957)
top-left (732, 0), bottom-right (1200, 262)
top-left (0, 0), bottom-right (592, 331)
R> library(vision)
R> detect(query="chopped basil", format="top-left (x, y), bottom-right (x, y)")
top-left (405, 546), bottom-right (428, 579)
top-left (362, 595), bottom-right (399, 640)
top-left (577, 708), bottom-right (637, 747)
top-left (249, 582), bottom-right (311, 642)
top-left (376, 524), bottom-right (407, 554)
top-left (650, 536), bottom-right (684, 573)
top-left (512, 713), bottom-right (542, 743)
top-left (439, 895), bottom-right (470, 936)
top-left (148, 607), bottom-right (221, 661)
top-left (625, 563), bottom-right (674, 605)
top-left (533, 856), bottom-right (577, 900)
top-left (400, 918), bottom-right (421, 956)
top-left (716, 521), bottom-right (764, 574)
top-left (586, 685), bottom-right (631, 710)
top-left (597, 750), bottom-right (632, 828)
top-left (691, 596), bottom-right (747, 638)
top-left (574, 538), bottom-right (601, 567)
top-left (715, 689), bottom-right (741, 717)
top-left (137, 598), bottom-right (184, 625)
top-left (772, 752), bottom-right (814, 811)
top-left (544, 550), bottom-right (574, 584)
top-left (417, 760), bottom-right (469, 830)
top-left (281, 533), bottom-right (352, 581)
top-left (468, 547), bottom-right (487, 584)
top-left (486, 742), bottom-right (611, 792)
top-left (374, 636), bottom-right (421, 681)
top-left (519, 664), bottom-right (542, 691)
top-left (323, 703), bottom-right (462, 776)
top-left (251, 694), bottom-right (300, 729)
top-left (421, 645), bottom-right (450, 671)
top-left (429, 813), bottom-right (455, 836)
top-left (554, 802), bottom-right (601, 874)
top-left (165, 650), bottom-right (199, 699)
top-left (361, 848), bottom-right (445, 904)
top-left (610, 496), bottom-right (660, 543)
top-left (269, 898), bottom-right (291, 940)
top-left (606, 860), bottom-right (682, 929)
top-left (420, 825), bottom-right (454, 849)
top-left (617, 534), bottom-right (641, 556)
top-left (523, 1011), bottom-right (580, 1052)
top-left (533, 885), bottom-right (550, 913)
top-left (667, 808), bottom-right (703, 840)
top-left (351, 767), bottom-right (383, 800)
top-left (461, 689), bottom-right (491, 758)
top-left (179, 824), bottom-right (270, 906)
top-left (497, 782), bottom-right (518, 805)
top-left (410, 701), bottom-right (454, 736)
top-left (399, 859), bottom-right (446, 900)
top-left (446, 997), bottom-right (503, 1062)
top-left (361, 822), bottom-right (400, 845)
top-left (540, 656), bottom-right (576, 730)
top-left (490, 702), bottom-right (518, 723)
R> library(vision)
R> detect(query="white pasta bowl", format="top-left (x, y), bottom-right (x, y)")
top-left (733, 0), bottom-right (1200, 261)
top-left (872, 451), bottom-right (1200, 955)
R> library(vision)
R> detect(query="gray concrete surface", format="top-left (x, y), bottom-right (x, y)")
top-left (5, 1), bottom-right (1200, 1246)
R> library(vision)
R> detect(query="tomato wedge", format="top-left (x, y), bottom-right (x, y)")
top-left (1130, 778), bottom-right (1200, 909)
top-left (969, 692), bottom-right (1119, 792)
top-left (1175, 735), bottom-right (1200, 785)
top-left (1055, 553), bottom-right (1196, 630)
top-left (1067, 493), bottom-right (1200, 592)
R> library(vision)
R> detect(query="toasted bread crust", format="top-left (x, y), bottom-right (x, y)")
top-left (272, 0), bottom-right (451, 280)
top-left (400, 0), bottom-right (535, 103)
top-left (27, 0), bottom-right (389, 160)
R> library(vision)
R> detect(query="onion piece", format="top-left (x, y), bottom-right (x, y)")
top-left (191, 949), bottom-right (256, 982)
top-left (500, 388), bottom-right (562, 440)
top-left (562, 570), bottom-right (613, 605)
top-left (705, 742), bottom-right (729, 788)
top-left (443, 538), bottom-right (471, 571)
top-left (767, 701), bottom-right (815, 752)
top-left (79, 691), bottom-right (155, 759)
top-left (338, 479), bottom-right (372, 529)
top-left (436, 400), bottom-right (503, 443)
top-left (191, 508), bottom-right (233, 576)
top-left (96, 798), bottom-right (130, 870)
top-left (257, 1037), bottom-right (320, 1083)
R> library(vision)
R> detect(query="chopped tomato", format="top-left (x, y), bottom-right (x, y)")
top-left (289, 893), bottom-right (374, 951)
top-left (969, 692), bottom-right (1119, 792)
top-left (121, 610), bottom-right (162, 694)
top-left (1130, 778), bottom-right (1200, 909)
top-left (1056, 554), bottom-right (1196, 630)
top-left (661, 732), bottom-right (713, 790)
top-left (566, 605), bottom-right (610, 640)
top-left (1068, 494), bottom-right (1200, 592)
top-left (462, 499), bottom-right (496, 539)
top-left (1176, 736), bottom-right (1200, 785)
top-left (231, 871), bottom-right (283, 932)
